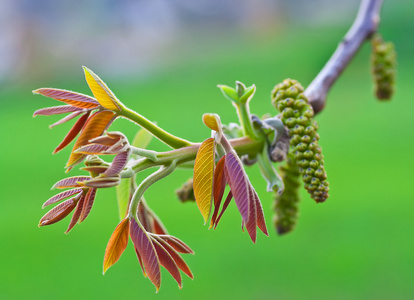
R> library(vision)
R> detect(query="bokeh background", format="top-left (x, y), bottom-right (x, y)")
top-left (1, 0), bottom-right (413, 299)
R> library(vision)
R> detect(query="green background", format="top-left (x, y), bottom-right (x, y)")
top-left (1, 2), bottom-right (413, 299)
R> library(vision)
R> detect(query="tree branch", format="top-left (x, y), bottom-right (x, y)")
top-left (305, 0), bottom-right (383, 114)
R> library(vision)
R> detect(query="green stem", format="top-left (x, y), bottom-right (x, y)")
top-left (235, 103), bottom-right (260, 140)
top-left (128, 161), bottom-right (177, 219)
top-left (119, 106), bottom-right (193, 149)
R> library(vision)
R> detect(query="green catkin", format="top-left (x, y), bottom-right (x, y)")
top-left (371, 34), bottom-right (396, 100)
top-left (273, 153), bottom-right (301, 235)
top-left (271, 79), bottom-right (329, 202)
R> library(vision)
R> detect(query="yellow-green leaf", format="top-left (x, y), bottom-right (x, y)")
top-left (83, 66), bottom-right (122, 111)
top-left (193, 138), bottom-right (215, 223)
top-left (116, 178), bottom-right (131, 220)
top-left (132, 128), bottom-right (153, 150)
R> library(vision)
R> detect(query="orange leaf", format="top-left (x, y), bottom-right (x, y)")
top-left (103, 218), bottom-right (130, 274)
top-left (193, 138), bottom-right (215, 223)
top-left (66, 110), bottom-right (115, 168)
top-left (83, 67), bottom-right (122, 111)
top-left (54, 111), bottom-right (90, 154)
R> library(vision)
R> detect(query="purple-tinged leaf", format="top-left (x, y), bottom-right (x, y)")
top-left (83, 176), bottom-right (120, 188)
top-left (214, 190), bottom-right (233, 229)
top-left (65, 193), bottom-right (86, 234)
top-left (210, 156), bottom-right (227, 229)
top-left (53, 111), bottom-right (91, 154)
top-left (251, 184), bottom-right (268, 236)
top-left (152, 217), bottom-right (168, 235)
top-left (130, 218), bottom-right (161, 291)
top-left (75, 144), bottom-right (112, 155)
top-left (52, 176), bottom-right (91, 189)
top-left (79, 188), bottom-right (97, 223)
top-left (153, 234), bottom-right (194, 254)
top-left (33, 105), bottom-right (82, 116)
top-left (38, 198), bottom-right (77, 226)
top-left (224, 152), bottom-right (250, 223)
top-left (153, 236), bottom-right (193, 279)
top-left (81, 166), bottom-right (109, 174)
top-left (152, 239), bottom-right (182, 288)
top-left (245, 184), bottom-right (257, 243)
top-left (104, 150), bottom-right (130, 177)
top-left (137, 203), bottom-right (152, 232)
top-left (42, 188), bottom-right (83, 208)
top-left (49, 111), bottom-right (84, 128)
top-left (33, 88), bottom-right (99, 109)
top-left (134, 247), bottom-right (147, 277)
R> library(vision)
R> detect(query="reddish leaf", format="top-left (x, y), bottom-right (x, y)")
top-left (66, 110), bottom-right (115, 168)
top-left (214, 190), bottom-right (233, 229)
top-left (53, 111), bottom-right (91, 154)
top-left (245, 184), bottom-right (257, 243)
top-left (39, 198), bottom-right (77, 226)
top-left (193, 138), bottom-right (215, 223)
top-left (210, 156), bottom-right (227, 228)
top-left (81, 166), bottom-right (109, 174)
top-left (104, 150), bottom-right (130, 177)
top-left (251, 184), bottom-right (268, 236)
top-left (152, 217), bottom-right (168, 235)
top-left (33, 105), bottom-right (82, 116)
top-left (65, 193), bottom-right (86, 234)
top-left (130, 218), bottom-right (161, 291)
top-left (33, 88), bottom-right (99, 109)
top-left (42, 188), bottom-right (83, 208)
top-left (52, 176), bottom-right (91, 189)
top-left (152, 239), bottom-right (182, 288)
top-left (154, 234), bottom-right (194, 254)
top-left (103, 218), bottom-right (130, 273)
top-left (153, 236), bottom-right (193, 279)
top-left (137, 203), bottom-right (152, 232)
top-left (49, 111), bottom-right (84, 128)
top-left (134, 247), bottom-right (147, 277)
top-left (79, 188), bottom-right (97, 223)
top-left (224, 152), bottom-right (250, 224)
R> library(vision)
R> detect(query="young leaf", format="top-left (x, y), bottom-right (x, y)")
top-left (250, 184), bottom-right (268, 236)
top-left (83, 176), bottom-right (120, 188)
top-left (42, 188), bottom-right (83, 208)
top-left (33, 105), bottom-right (82, 116)
top-left (33, 88), bottom-right (99, 109)
top-left (66, 110), bottom-right (115, 168)
top-left (53, 111), bottom-right (91, 154)
top-left (79, 188), bottom-right (97, 223)
top-left (49, 111), bottom-right (84, 129)
top-left (245, 184), bottom-right (257, 243)
top-left (39, 198), bottom-right (77, 226)
top-left (132, 128), bottom-right (153, 150)
top-left (75, 144), bottom-right (112, 155)
top-left (103, 218), bottom-right (130, 274)
top-left (214, 190), bottom-right (233, 229)
top-left (65, 193), bottom-right (86, 234)
top-left (193, 138), bottom-right (215, 223)
top-left (239, 84), bottom-right (256, 103)
top-left (104, 150), bottom-right (130, 177)
top-left (217, 85), bottom-right (239, 102)
top-left (153, 234), bottom-right (194, 254)
top-left (152, 239), bottom-right (182, 288)
top-left (130, 218), bottom-right (161, 291)
top-left (224, 152), bottom-right (250, 224)
top-left (210, 156), bottom-right (226, 229)
top-left (116, 178), bottom-right (131, 220)
top-left (52, 176), bottom-right (91, 189)
top-left (83, 67), bottom-right (122, 111)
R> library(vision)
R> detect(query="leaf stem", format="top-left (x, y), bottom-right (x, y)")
top-left (119, 106), bottom-right (193, 149)
top-left (235, 103), bottom-right (260, 140)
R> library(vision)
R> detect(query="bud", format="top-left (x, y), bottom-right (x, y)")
top-left (371, 34), bottom-right (396, 100)
top-left (271, 79), bottom-right (329, 202)
top-left (176, 178), bottom-right (195, 202)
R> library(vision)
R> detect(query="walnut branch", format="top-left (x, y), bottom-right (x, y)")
top-left (305, 0), bottom-right (383, 114)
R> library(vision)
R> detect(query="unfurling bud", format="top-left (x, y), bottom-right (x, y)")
top-left (371, 34), bottom-right (396, 100)
top-left (176, 178), bottom-right (195, 202)
top-left (273, 154), bottom-right (301, 235)
top-left (271, 79), bottom-right (329, 202)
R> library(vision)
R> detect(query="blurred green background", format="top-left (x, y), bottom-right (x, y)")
top-left (1, 1), bottom-right (413, 299)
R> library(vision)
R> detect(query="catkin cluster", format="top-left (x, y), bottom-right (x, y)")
top-left (371, 34), bottom-right (396, 100)
top-left (273, 154), bottom-right (301, 235)
top-left (271, 79), bottom-right (329, 202)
